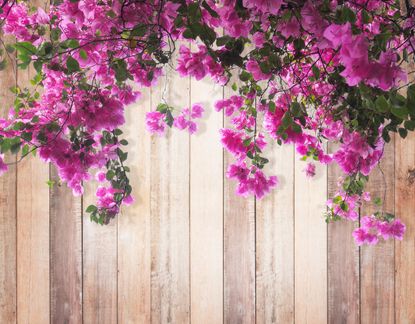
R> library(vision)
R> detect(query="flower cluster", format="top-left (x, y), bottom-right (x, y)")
top-left (353, 215), bottom-right (406, 246)
top-left (0, 0), bottom-right (414, 242)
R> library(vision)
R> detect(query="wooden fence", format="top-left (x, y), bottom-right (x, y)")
top-left (1, 2), bottom-right (415, 323)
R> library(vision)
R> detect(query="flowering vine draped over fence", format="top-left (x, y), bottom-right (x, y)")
top-left (0, 0), bottom-right (414, 245)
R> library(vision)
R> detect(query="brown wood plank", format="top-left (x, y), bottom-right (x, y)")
top-left (49, 166), bottom-right (82, 324)
top-left (395, 24), bottom-right (415, 322)
top-left (360, 140), bottom-right (395, 324)
top-left (16, 154), bottom-right (50, 324)
top-left (0, 32), bottom-right (17, 324)
top-left (150, 65), bottom-right (190, 323)
top-left (294, 154), bottom-right (327, 323)
top-left (327, 144), bottom-right (360, 323)
top-left (395, 131), bottom-right (415, 324)
top-left (190, 78), bottom-right (224, 324)
top-left (223, 83), bottom-right (256, 324)
top-left (256, 144), bottom-right (295, 324)
top-left (117, 88), bottom-right (151, 324)
top-left (83, 179), bottom-right (118, 324)
top-left (16, 0), bottom-right (50, 317)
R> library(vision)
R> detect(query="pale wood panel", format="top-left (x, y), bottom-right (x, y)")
top-left (223, 83), bottom-right (256, 324)
top-left (83, 180), bottom-right (118, 324)
top-left (118, 88), bottom-right (151, 324)
top-left (190, 78), bottom-right (223, 323)
top-left (294, 156), bottom-right (327, 324)
top-left (150, 67), bottom-right (190, 323)
top-left (256, 143), bottom-right (295, 324)
top-left (327, 144), bottom-right (360, 323)
top-left (360, 141), bottom-right (395, 324)
top-left (16, 29), bottom-right (50, 324)
top-left (0, 32), bottom-right (17, 324)
top-left (395, 30), bottom-right (415, 323)
top-left (49, 167), bottom-right (82, 324)
top-left (395, 132), bottom-right (415, 324)
top-left (16, 157), bottom-right (50, 324)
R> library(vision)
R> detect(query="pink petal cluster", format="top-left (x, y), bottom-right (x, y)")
top-left (227, 162), bottom-right (278, 199)
top-left (353, 216), bottom-right (406, 246)
top-left (333, 131), bottom-right (384, 176)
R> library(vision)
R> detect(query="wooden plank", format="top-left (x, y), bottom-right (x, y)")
top-left (395, 24), bottom-right (415, 322)
top-left (360, 140), bottom-right (395, 324)
top-left (395, 132), bottom-right (415, 323)
top-left (83, 179), bottom-right (118, 324)
top-left (327, 144), bottom-right (360, 323)
top-left (49, 167), bottom-right (82, 323)
top-left (150, 65), bottom-right (190, 323)
top-left (0, 32), bottom-right (17, 324)
top-left (16, 154), bottom-right (50, 324)
top-left (190, 78), bottom-right (223, 324)
top-left (117, 88), bottom-right (151, 324)
top-left (223, 83), bottom-right (256, 324)
top-left (294, 156), bottom-right (327, 324)
top-left (16, 4), bottom-right (50, 318)
top-left (256, 143), bottom-right (295, 324)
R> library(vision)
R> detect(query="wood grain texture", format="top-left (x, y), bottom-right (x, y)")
top-left (150, 65), bottom-right (190, 324)
top-left (256, 143), bottom-right (295, 324)
top-left (49, 166), bottom-right (82, 324)
top-left (360, 140), bottom-right (395, 324)
top-left (395, 36), bottom-right (415, 323)
top-left (16, 30), bottom-right (50, 324)
top-left (0, 32), bottom-right (17, 324)
top-left (190, 78), bottom-right (223, 323)
top-left (395, 132), bottom-right (415, 324)
top-left (117, 88), bottom-right (151, 324)
top-left (223, 82), bottom-right (256, 324)
top-left (83, 180), bottom-right (118, 324)
top-left (327, 144), bottom-right (360, 324)
top-left (294, 156), bottom-right (327, 324)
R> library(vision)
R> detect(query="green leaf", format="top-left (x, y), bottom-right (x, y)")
top-left (113, 59), bottom-right (129, 82)
top-left (86, 205), bottom-right (98, 213)
top-left (312, 65), bottom-right (320, 79)
top-left (269, 101), bottom-right (276, 113)
top-left (404, 120), bottom-right (415, 131)
top-left (66, 39), bottom-right (79, 48)
top-left (340, 7), bottom-right (357, 23)
top-left (239, 71), bottom-right (251, 82)
top-left (182, 29), bottom-right (194, 39)
top-left (390, 105), bottom-right (408, 119)
top-left (165, 110), bottom-right (174, 127)
top-left (398, 128), bottom-right (408, 138)
top-left (293, 38), bottom-right (305, 51)
top-left (106, 170), bottom-right (115, 180)
top-left (66, 56), bottom-right (80, 73)
top-left (375, 96), bottom-right (389, 112)
top-left (51, 28), bottom-right (62, 41)
top-left (290, 102), bottom-right (302, 117)
top-left (79, 49), bottom-right (88, 60)
top-left (156, 103), bottom-right (169, 113)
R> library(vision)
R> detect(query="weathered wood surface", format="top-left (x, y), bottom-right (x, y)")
top-left (0, 33), bottom-right (414, 324)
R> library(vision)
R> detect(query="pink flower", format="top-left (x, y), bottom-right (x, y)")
top-left (243, 0), bottom-right (282, 15)
top-left (304, 163), bottom-right (316, 178)
top-left (323, 23), bottom-right (352, 48)
top-left (145, 111), bottom-right (166, 135)
top-left (95, 170), bottom-right (106, 182)
top-left (220, 129), bottom-right (246, 157)
top-left (353, 227), bottom-right (379, 246)
top-left (246, 60), bottom-right (270, 81)
top-left (252, 32), bottom-right (266, 47)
